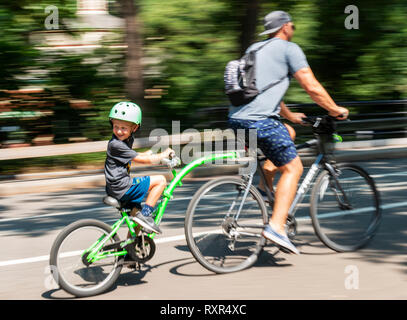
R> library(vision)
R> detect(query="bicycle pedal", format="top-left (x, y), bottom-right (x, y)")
top-left (125, 261), bottom-right (140, 270)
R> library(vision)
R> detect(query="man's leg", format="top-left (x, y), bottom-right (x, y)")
top-left (259, 159), bottom-right (277, 194)
top-left (269, 155), bottom-right (303, 235)
top-left (258, 123), bottom-right (296, 194)
top-left (261, 155), bottom-right (303, 254)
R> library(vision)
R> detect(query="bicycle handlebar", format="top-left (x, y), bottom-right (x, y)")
top-left (161, 153), bottom-right (182, 168)
top-left (300, 114), bottom-right (349, 135)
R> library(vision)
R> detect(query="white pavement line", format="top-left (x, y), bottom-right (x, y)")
top-left (0, 196), bottom-right (193, 224)
top-left (296, 200), bottom-right (407, 221)
top-left (0, 251), bottom-right (84, 267)
top-left (0, 237), bottom-right (184, 268)
top-left (0, 206), bottom-right (110, 223)
top-left (0, 229), bottom-right (222, 268)
top-left (0, 171), bottom-right (405, 224)
top-left (370, 172), bottom-right (407, 179)
top-left (0, 255), bottom-right (50, 267)
top-left (1, 199), bottom-right (406, 267)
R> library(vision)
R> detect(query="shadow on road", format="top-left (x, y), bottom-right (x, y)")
top-left (41, 257), bottom-right (195, 299)
top-left (169, 244), bottom-right (293, 277)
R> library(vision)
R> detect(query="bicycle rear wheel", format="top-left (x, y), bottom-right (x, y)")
top-left (310, 163), bottom-right (381, 252)
top-left (49, 219), bottom-right (123, 297)
top-left (185, 177), bottom-right (268, 274)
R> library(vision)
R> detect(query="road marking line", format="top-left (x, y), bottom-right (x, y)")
top-left (0, 234), bottom-right (188, 267)
top-left (296, 200), bottom-right (407, 221)
top-left (0, 207), bottom-right (110, 223)
top-left (0, 255), bottom-right (50, 267)
top-left (1, 171), bottom-right (406, 224)
top-left (0, 195), bottom-right (194, 223)
top-left (1, 198), bottom-right (405, 268)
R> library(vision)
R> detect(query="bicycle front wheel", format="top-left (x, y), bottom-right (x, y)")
top-left (310, 163), bottom-right (381, 252)
top-left (185, 177), bottom-right (268, 274)
top-left (49, 219), bottom-right (124, 297)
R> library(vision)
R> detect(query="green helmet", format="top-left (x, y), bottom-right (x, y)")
top-left (109, 101), bottom-right (142, 125)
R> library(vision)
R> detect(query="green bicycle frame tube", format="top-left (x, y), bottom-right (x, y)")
top-left (150, 152), bottom-right (237, 238)
top-left (83, 152), bottom-right (238, 261)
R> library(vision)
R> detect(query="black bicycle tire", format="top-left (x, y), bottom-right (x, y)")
top-left (49, 219), bottom-right (123, 297)
top-left (185, 176), bottom-right (268, 274)
top-left (310, 163), bottom-right (381, 252)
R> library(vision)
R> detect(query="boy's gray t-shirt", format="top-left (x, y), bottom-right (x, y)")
top-left (228, 38), bottom-right (309, 121)
top-left (104, 134), bottom-right (138, 199)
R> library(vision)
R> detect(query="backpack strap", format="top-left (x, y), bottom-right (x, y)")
top-left (258, 77), bottom-right (286, 94)
top-left (250, 38), bottom-right (288, 95)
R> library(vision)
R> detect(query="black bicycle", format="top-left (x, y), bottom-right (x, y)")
top-left (184, 115), bottom-right (382, 273)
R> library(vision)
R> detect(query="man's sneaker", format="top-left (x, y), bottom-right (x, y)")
top-left (262, 224), bottom-right (300, 255)
top-left (132, 213), bottom-right (162, 234)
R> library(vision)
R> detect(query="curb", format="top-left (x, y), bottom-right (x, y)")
top-left (1, 145), bottom-right (406, 197)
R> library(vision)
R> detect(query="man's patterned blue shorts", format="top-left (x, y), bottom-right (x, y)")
top-left (228, 117), bottom-right (298, 167)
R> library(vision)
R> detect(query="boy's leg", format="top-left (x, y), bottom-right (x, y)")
top-left (145, 175), bottom-right (167, 207)
top-left (132, 175), bottom-right (167, 234)
top-left (128, 208), bottom-right (142, 238)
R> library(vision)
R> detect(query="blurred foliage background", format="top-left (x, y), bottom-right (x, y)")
top-left (0, 0), bottom-right (407, 151)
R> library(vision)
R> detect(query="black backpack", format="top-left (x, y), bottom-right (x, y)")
top-left (224, 39), bottom-right (285, 106)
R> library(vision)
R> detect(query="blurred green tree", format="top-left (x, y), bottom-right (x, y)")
top-left (1, 0), bottom-right (407, 146)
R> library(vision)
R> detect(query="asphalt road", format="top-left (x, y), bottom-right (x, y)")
top-left (0, 158), bottom-right (406, 300)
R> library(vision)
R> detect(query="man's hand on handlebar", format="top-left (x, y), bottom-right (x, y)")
top-left (288, 112), bottom-right (307, 125)
top-left (328, 106), bottom-right (349, 120)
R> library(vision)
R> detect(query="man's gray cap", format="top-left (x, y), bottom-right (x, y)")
top-left (259, 11), bottom-right (292, 36)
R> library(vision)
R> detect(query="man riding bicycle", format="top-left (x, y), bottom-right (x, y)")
top-left (228, 10), bottom-right (349, 254)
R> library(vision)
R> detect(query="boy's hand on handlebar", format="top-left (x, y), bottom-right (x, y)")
top-left (161, 148), bottom-right (175, 159)
top-left (329, 106), bottom-right (349, 120)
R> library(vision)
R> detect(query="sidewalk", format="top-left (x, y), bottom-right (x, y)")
top-left (1, 138), bottom-right (406, 196)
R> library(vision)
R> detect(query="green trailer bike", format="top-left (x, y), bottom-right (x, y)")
top-left (49, 115), bottom-right (381, 297)
top-left (49, 151), bottom-right (238, 298)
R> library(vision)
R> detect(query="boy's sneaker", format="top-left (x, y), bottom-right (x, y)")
top-left (262, 224), bottom-right (300, 255)
top-left (132, 213), bottom-right (162, 234)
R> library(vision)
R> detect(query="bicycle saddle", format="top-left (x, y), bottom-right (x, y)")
top-left (102, 196), bottom-right (142, 211)
top-left (103, 196), bottom-right (120, 209)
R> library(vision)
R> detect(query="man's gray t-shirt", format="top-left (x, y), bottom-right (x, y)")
top-left (228, 38), bottom-right (309, 121)
top-left (104, 134), bottom-right (138, 199)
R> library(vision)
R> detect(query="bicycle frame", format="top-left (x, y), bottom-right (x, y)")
top-left (255, 131), bottom-right (343, 219)
top-left (287, 153), bottom-right (323, 217)
top-left (83, 151), bottom-right (238, 264)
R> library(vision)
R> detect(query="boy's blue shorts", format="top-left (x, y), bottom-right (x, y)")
top-left (228, 117), bottom-right (297, 167)
top-left (120, 176), bottom-right (150, 209)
